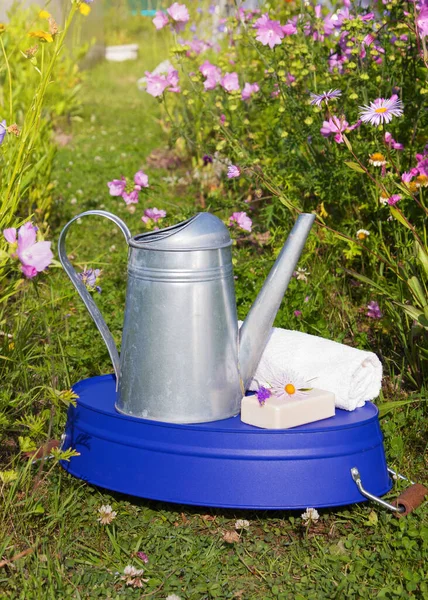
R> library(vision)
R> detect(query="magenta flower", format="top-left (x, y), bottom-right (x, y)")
top-left (122, 190), bottom-right (139, 205)
top-left (367, 301), bottom-right (382, 319)
top-left (401, 172), bottom-right (413, 183)
top-left (166, 66), bottom-right (180, 93)
top-left (254, 13), bottom-right (284, 49)
top-left (221, 72), bottom-right (240, 92)
top-left (310, 89), bottom-right (341, 107)
top-left (328, 53), bottom-right (345, 73)
top-left (108, 178), bottom-right (126, 197)
top-left (0, 120), bottom-right (6, 145)
top-left (167, 3), bottom-right (189, 23)
top-left (285, 73), bottom-right (295, 86)
top-left (227, 165), bottom-right (241, 179)
top-left (16, 222), bottom-right (53, 279)
top-left (282, 22), bottom-right (297, 35)
top-left (142, 207), bottom-right (166, 224)
top-left (229, 211), bottom-right (252, 232)
top-left (137, 552), bottom-right (149, 564)
top-left (386, 194), bottom-right (401, 205)
top-left (199, 61), bottom-right (221, 91)
top-left (3, 228), bottom-right (17, 244)
top-left (294, 310), bottom-right (302, 318)
top-left (384, 131), bottom-right (403, 150)
top-left (320, 116), bottom-right (349, 143)
top-left (152, 11), bottom-right (169, 29)
top-left (241, 82), bottom-right (259, 101)
top-left (416, 6), bottom-right (428, 39)
top-left (359, 95), bottom-right (404, 126)
top-left (134, 170), bottom-right (149, 188)
top-left (145, 72), bottom-right (169, 97)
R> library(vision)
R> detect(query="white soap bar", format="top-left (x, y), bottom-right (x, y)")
top-left (240, 388), bottom-right (335, 429)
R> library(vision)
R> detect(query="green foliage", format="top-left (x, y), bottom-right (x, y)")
top-left (152, 0), bottom-right (428, 387)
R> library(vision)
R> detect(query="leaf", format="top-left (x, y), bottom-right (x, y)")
top-left (344, 160), bottom-right (365, 173)
top-left (222, 530), bottom-right (240, 544)
top-left (346, 269), bottom-right (389, 296)
top-left (342, 134), bottom-right (352, 152)
top-left (390, 207), bottom-right (412, 230)
top-left (416, 242), bottom-right (428, 277)
top-left (407, 276), bottom-right (427, 308)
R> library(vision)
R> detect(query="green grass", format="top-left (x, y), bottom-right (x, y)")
top-left (1, 22), bottom-right (428, 600)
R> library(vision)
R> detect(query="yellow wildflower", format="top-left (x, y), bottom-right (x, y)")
top-left (0, 23), bottom-right (6, 34)
top-left (28, 30), bottom-right (53, 43)
top-left (79, 3), bottom-right (91, 16)
top-left (38, 10), bottom-right (50, 19)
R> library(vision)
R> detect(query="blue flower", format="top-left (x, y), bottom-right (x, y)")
top-left (0, 120), bottom-right (7, 145)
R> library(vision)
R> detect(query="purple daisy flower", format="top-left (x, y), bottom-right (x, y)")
top-left (359, 95), bottom-right (404, 126)
top-left (310, 89), bottom-right (342, 106)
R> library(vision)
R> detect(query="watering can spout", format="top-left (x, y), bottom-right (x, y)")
top-left (239, 213), bottom-right (316, 390)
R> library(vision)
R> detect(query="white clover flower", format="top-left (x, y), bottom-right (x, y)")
top-left (165, 595), bottom-right (182, 600)
top-left (97, 504), bottom-right (117, 525)
top-left (121, 565), bottom-right (147, 588)
top-left (235, 519), bottom-right (250, 530)
top-left (301, 507), bottom-right (320, 524)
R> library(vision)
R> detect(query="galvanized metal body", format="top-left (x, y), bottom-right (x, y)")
top-left (58, 210), bottom-right (315, 424)
top-left (119, 229), bottom-right (241, 422)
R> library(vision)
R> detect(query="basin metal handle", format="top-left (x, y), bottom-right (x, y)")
top-left (350, 467), bottom-right (404, 514)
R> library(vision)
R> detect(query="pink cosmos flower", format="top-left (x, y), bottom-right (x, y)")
top-left (254, 13), bottom-right (284, 49)
top-left (108, 178), bottom-right (126, 197)
top-left (14, 222), bottom-right (53, 279)
top-left (167, 3), bottom-right (189, 23)
top-left (227, 165), bottom-right (241, 179)
top-left (359, 95), bottom-right (404, 126)
top-left (145, 72), bottom-right (169, 97)
top-left (416, 6), bottom-right (428, 39)
top-left (152, 11), bottom-right (169, 29)
top-left (134, 171), bottom-right (149, 188)
top-left (229, 211), bottom-right (252, 232)
top-left (320, 116), bottom-right (349, 143)
top-left (387, 194), bottom-right (401, 205)
top-left (241, 82), bottom-right (259, 101)
top-left (122, 190), bottom-right (139, 205)
top-left (141, 207), bottom-right (167, 224)
top-left (221, 72), bottom-right (240, 92)
top-left (3, 228), bottom-right (17, 244)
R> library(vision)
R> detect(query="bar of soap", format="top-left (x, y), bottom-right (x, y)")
top-left (240, 388), bottom-right (335, 429)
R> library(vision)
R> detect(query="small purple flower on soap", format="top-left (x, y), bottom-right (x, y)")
top-left (256, 386), bottom-right (271, 406)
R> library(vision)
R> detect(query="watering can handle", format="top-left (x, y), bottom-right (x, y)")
top-left (57, 210), bottom-right (131, 382)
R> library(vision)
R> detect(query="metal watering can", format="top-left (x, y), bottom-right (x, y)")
top-left (58, 210), bottom-right (315, 424)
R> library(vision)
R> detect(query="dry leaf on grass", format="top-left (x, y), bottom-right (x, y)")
top-left (222, 530), bottom-right (240, 544)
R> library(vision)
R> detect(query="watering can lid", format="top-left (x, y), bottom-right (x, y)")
top-left (130, 212), bottom-right (232, 251)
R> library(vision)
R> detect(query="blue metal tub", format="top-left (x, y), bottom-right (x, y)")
top-left (60, 374), bottom-right (392, 509)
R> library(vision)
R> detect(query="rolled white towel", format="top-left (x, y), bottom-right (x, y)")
top-left (240, 324), bottom-right (382, 411)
